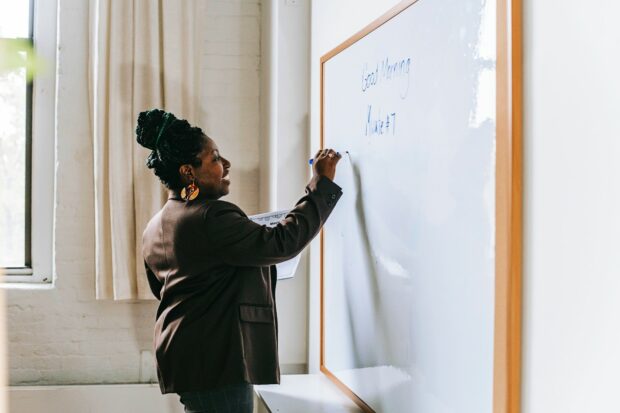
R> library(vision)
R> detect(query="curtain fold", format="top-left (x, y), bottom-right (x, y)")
top-left (90, 0), bottom-right (200, 300)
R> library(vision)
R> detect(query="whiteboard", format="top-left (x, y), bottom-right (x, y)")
top-left (321, 0), bottom-right (500, 412)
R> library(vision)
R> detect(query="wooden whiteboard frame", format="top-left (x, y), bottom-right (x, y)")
top-left (318, 0), bottom-right (523, 412)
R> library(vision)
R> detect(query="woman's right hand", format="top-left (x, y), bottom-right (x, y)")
top-left (312, 148), bottom-right (342, 181)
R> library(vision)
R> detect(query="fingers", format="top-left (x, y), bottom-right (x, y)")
top-left (315, 148), bottom-right (342, 161)
top-left (311, 148), bottom-right (341, 181)
top-left (319, 148), bottom-right (339, 157)
top-left (327, 149), bottom-right (342, 160)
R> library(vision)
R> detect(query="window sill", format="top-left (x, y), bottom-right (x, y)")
top-left (0, 281), bottom-right (54, 290)
top-left (0, 269), bottom-right (53, 287)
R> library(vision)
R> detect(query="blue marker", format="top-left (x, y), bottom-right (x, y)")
top-left (308, 151), bottom-right (347, 165)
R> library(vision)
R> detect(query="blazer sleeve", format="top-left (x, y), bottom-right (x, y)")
top-left (203, 175), bottom-right (342, 267)
top-left (144, 261), bottom-right (163, 300)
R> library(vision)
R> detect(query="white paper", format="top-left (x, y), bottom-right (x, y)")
top-left (249, 209), bottom-right (300, 280)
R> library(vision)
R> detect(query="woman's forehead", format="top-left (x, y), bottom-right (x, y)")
top-left (203, 136), bottom-right (219, 153)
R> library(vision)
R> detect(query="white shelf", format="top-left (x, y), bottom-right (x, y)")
top-left (255, 374), bottom-right (362, 413)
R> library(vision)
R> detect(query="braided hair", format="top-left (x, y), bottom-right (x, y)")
top-left (135, 109), bottom-right (205, 189)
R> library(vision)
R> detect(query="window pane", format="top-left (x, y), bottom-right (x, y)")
top-left (0, 1), bottom-right (31, 38)
top-left (0, 66), bottom-right (27, 267)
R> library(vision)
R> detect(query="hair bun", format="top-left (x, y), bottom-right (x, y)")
top-left (136, 109), bottom-right (173, 150)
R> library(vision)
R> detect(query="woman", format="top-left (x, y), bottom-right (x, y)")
top-left (136, 109), bottom-right (342, 413)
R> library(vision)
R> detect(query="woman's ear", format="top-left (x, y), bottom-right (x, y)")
top-left (178, 164), bottom-right (193, 184)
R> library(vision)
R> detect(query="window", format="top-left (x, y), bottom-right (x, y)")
top-left (1, 0), bottom-right (56, 283)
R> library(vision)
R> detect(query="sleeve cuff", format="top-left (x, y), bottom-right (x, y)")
top-left (305, 175), bottom-right (343, 208)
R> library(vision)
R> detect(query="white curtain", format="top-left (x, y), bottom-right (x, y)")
top-left (90, 0), bottom-right (201, 300)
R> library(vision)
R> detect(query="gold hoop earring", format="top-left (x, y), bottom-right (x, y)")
top-left (181, 178), bottom-right (200, 201)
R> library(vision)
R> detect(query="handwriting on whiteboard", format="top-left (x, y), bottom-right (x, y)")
top-left (360, 56), bottom-right (411, 137)
top-left (361, 56), bottom-right (411, 99)
top-left (366, 105), bottom-right (396, 136)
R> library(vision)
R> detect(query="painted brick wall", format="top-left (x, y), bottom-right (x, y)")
top-left (7, 0), bottom-right (261, 385)
top-left (200, 0), bottom-right (262, 211)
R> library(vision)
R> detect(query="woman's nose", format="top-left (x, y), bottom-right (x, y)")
top-left (223, 157), bottom-right (231, 168)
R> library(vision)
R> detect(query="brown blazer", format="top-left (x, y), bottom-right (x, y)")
top-left (142, 175), bottom-right (342, 394)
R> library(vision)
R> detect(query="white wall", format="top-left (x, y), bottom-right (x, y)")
top-left (200, 1), bottom-right (262, 211)
top-left (7, 0), bottom-right (262, 386)
top-left (310, 0), bottom-right (620, 411)
top-left (268, 0), bottom-right (313, 372)
top-left (260, 0), bottom-right (313, 372)
top-left (522, 1), bottom-right (620, 412)
top-left (9, 384), bottom-right (183, 413)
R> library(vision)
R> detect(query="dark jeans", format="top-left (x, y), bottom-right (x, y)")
top-left (178, 383), bottom-right (254, 413)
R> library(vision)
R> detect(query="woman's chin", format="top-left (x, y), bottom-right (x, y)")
top-left (221, 182), bottom-right (231, 196)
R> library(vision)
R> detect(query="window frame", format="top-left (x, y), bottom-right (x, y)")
top-left (2, 0), bottom-right (56, 284)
